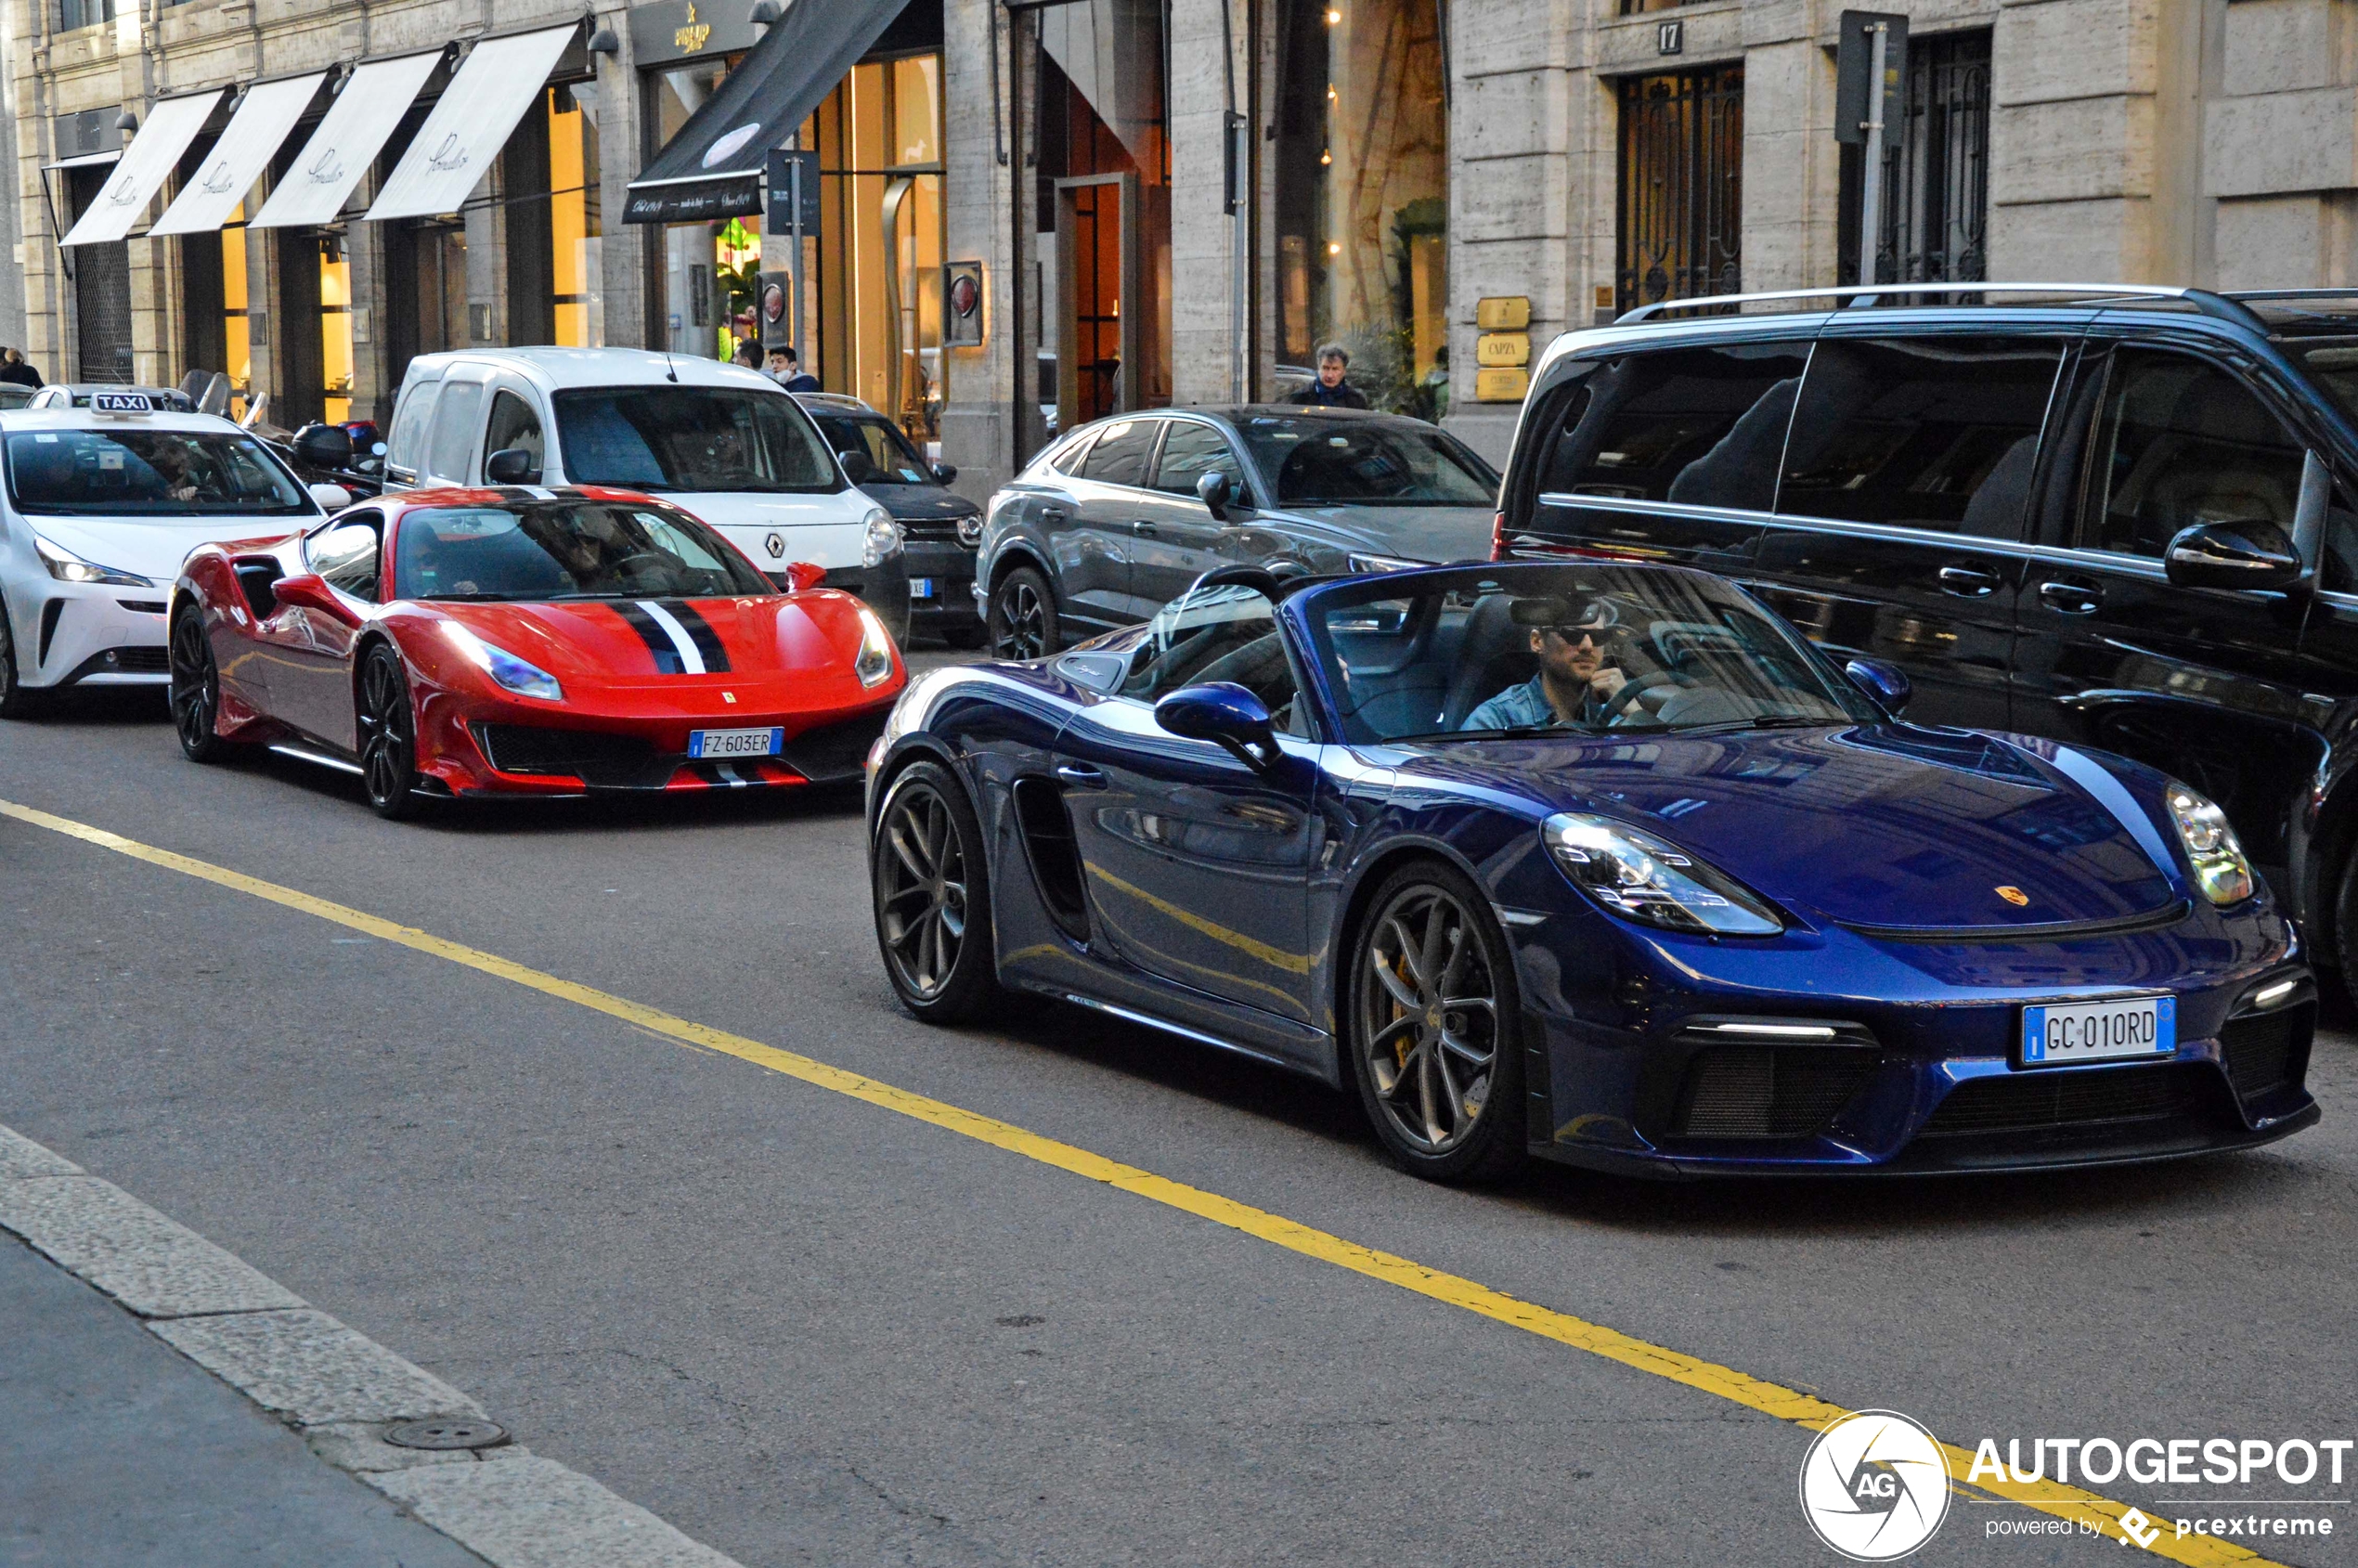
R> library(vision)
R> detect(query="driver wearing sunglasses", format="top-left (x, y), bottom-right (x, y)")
top-left (1460, 596), bottom-right (1649, 732)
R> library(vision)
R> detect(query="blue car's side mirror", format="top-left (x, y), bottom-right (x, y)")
top-left (1155, 680), bottom-right (1278, 770)
top-left (1845, 656), bottom-right (1911, 715)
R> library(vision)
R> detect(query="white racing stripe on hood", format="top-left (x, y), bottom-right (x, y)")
top-left (636, 601), bottom-right (706, 675)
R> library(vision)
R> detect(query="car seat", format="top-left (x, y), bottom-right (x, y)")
top-left (1439, 593), bottom-right (1537, 731)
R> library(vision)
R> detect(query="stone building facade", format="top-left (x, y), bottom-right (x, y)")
top-left (10, 0), bottom-right (2358, 499)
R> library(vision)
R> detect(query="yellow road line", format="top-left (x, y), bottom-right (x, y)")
top-left (0, 796), bottom-right (2288, 1567)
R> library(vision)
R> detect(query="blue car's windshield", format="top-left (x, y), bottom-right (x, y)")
top-left (1302, 565), bottom-right (1879, 744)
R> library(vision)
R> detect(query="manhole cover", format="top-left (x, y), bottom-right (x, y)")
top-left (384, 1418), bottom-right (511, 1451)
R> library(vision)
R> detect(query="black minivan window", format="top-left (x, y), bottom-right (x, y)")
top-left (1778, 337), bottom-right (2062, 538)
top-left (2077, 348), bottom-right (2307, 559)
top-left (1534, 343), bottom-right (1807, 512)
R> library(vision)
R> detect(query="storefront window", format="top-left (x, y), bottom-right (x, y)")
top-left (809, 51), bottom-right (946, 438)
top-left (1274, 0), bottom-right (1449, 419)
top-left (652, 56), bottom-right (755, 360)
top-left (1031, 0), bottom-right (1170, 432)
top-left (320, 238), bottom-right (353, 424)
top-left (221, 206), bottom-right (250, 419)
top-left (550, 87), bottom-right (604, 346)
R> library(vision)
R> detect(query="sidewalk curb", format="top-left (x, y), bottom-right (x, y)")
top-left (0, 1124), bottom-right (747, 1568)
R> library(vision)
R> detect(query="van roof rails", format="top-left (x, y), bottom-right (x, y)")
top-left (1614, 283), bottom-right (2266, 331)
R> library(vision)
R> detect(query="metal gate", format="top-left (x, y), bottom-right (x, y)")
top-left (67, 166), bottom-right (134, 382)
top-left (1844, 30), bottom-right (1990, 285)
top-left (1615, 65), bottom-right (1743, 314)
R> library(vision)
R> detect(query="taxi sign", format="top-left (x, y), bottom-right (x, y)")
top-left (90, 392), bottom-right (155, 414)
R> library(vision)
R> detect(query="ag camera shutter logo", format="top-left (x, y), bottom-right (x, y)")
top-left (1799, 1409), bottom-right (1951, 1561)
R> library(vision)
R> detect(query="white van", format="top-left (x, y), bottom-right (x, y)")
top-left (381, 348), bottom-right (907, 636)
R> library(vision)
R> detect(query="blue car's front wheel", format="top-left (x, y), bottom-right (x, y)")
top-left (1348, 862), bottom-right (1525, 1184)
top-left (874, 760), bottom-right (1006, 1022)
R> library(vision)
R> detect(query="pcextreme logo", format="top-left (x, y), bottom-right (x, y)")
top-left (1799, 1410), bottom-right (1953, 1561)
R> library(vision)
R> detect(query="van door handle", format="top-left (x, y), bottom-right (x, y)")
top-left (2039, 579), bottom-right (2104, 615)
top-left (1937, 564), bottom-right (2000, 596)
top-left (1131, 519), bottom-right (1158, 535)
top-left (1055, 763), bottom-right (1108, 789)
top-left (1040, 508), bottom-right (1069, 525)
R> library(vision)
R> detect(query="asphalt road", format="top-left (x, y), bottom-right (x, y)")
top-left (3, 674), bottom-right (2353, 1567)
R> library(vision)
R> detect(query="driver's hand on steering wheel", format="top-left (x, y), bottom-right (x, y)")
top-left (1589, 666), bottom-right (1630, 706)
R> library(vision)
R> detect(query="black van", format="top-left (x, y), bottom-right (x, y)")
top-left (1494, 285), bottom-right (2358, 980)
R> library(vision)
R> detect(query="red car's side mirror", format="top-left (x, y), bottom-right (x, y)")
top-left (785, 561), bottom-right (826, 592)
top-left (272, 572), bottom-right (360, 626)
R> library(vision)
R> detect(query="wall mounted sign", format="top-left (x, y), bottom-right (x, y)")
top-left (1474, 368), bottom-right (1531, 403)
top-left (945, 260), bottom-right (984, 346)
top-left (1475, 295), bottom-right (1531, 331)
top-left (1476, 332), bottom-right (1530, 368)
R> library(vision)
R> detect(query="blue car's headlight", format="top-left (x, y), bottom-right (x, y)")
top-left (1542, 812), bottom-right (1783, 935)
top-left (2165, 784), bottom-right (2254, 905)
top-left (448, 625), bottom-right (564, 702)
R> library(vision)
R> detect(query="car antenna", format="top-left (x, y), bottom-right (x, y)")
top-left (662, 351), bottom-right (680, 383)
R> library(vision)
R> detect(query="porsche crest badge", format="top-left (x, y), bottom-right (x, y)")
top-left (1995, 886), bottom-right (2030, 907)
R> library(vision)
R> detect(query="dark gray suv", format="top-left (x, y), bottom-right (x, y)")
top-left (977, 406), bottom-right (1499, 658)
top-left (1495, 282), bottom-right (2358, 990)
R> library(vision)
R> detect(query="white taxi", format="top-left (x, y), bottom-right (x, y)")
top-left (0, 392), bottom-right (346, 715)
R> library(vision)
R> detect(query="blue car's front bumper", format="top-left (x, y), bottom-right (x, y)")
top-left (1500, 894), bottom-right (2316, 1178)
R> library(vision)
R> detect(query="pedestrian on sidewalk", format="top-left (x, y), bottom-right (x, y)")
top-left (768, 345), bottom-right (820, 393)
top-left (1285, 343), bottom-right (1368, 409)
top-left (0, 349), bottom-right (42, 390)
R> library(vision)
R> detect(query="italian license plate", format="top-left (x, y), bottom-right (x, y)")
top-left (910, 577), bottom-right (937, 600)
top-left (687, 726), bottom-right (784, 759)
top-left (2019, 994), bottom-right (2175, 1068)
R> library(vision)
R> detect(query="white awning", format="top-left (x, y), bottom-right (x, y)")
top-left (364, 25), bottom-right (577, 222)
top-left (147, 73), bottom-right (327, 238)
top-left (249, 51), bottom-right (442, 230)
top-left (60, 91), bottom-right (224, 247)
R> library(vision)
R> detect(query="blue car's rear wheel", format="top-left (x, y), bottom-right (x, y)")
top-left (874, 760), bottom-right (1005, 1022)
top-left (1349, 862), bottom-right (1524, 1183)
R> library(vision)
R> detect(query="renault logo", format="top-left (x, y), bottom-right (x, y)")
top-left (1995, 886), bottom-right (2029, 907)
top-left (765, 532), bottom-right (784, 558)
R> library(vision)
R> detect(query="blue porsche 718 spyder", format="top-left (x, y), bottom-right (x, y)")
top-left (863, 562), bottom-right (2318, 1182)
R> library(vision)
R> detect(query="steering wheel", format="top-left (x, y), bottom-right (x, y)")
top-left (608, 551), bottom-right (676, 587)
top-left (1600, 669), bottom-right (1685, 717)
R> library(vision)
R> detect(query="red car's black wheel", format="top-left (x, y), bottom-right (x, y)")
top-left (168, 607), bottom-right (239, 761)
top-left (873, 760), bottom-right (1005, 1021)
top-left (356, 643), bottom-right (422, 820)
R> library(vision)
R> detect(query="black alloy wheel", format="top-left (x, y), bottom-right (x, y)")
top-left (872, 759), bottom-right (1005, 1021)
top-left (168, 608), bottom-right (238, 761)
top-left (988, 566), bottom-right (1059, 661)
top-left (356, 643), bottom-right (422, 820)
top-left (0, 605), bottom-right (38, 719)
top-left (1347, 862), bottom-right (1526, 1184)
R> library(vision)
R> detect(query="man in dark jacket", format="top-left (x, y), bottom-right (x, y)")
top-left (1285, 343), bottom-right (1368, 409)
top-left (0, 349), bottom-right (41, 390)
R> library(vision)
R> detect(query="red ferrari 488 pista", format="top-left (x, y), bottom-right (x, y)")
top-left (167, 486), bottom-right (905, 817)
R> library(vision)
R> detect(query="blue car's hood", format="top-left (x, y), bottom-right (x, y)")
top-left (1391, 725), bottom-right (2184, 931)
